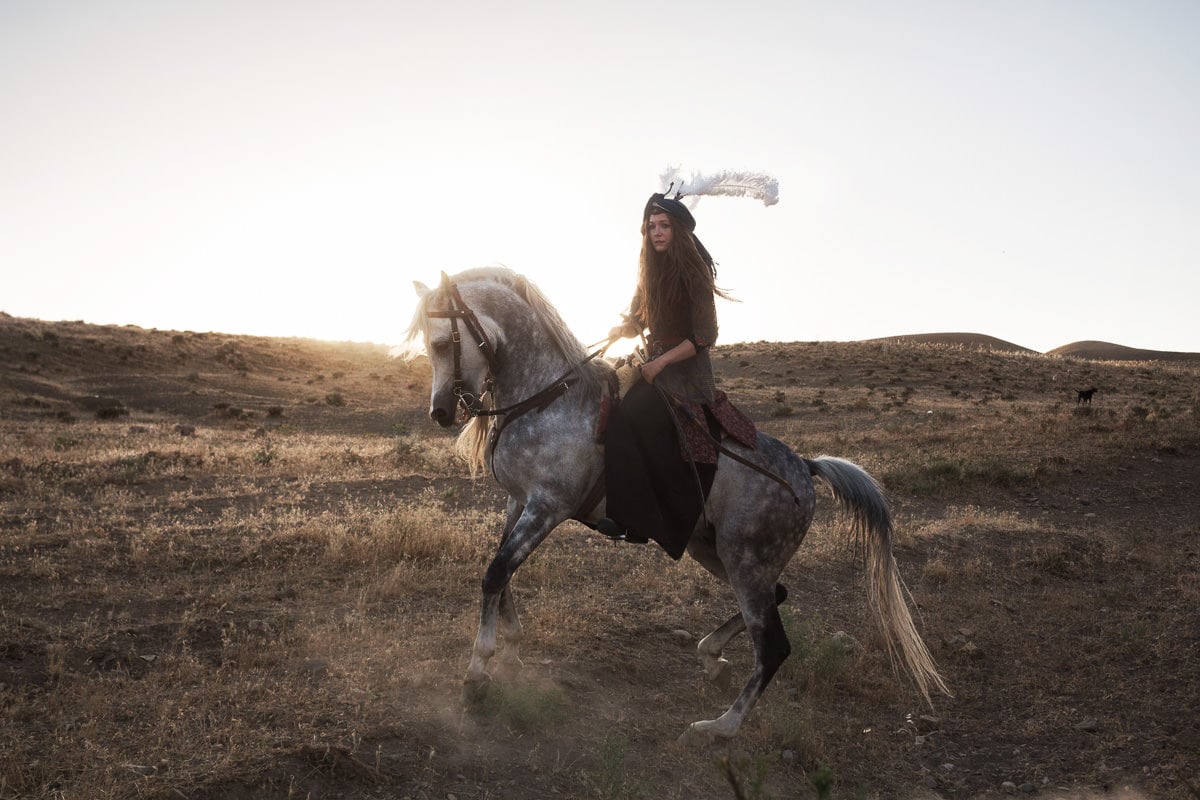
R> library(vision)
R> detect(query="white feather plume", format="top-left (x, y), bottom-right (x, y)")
top-left (659, 166), bottom-right (780, 208)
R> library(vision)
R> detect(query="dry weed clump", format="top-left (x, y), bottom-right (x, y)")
top-left (289, 505), bottom-right (498, 568)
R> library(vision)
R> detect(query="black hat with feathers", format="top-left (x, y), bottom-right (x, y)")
top-left (643, 167), bottom-right (780, 273)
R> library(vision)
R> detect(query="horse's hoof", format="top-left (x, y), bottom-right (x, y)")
top-left (461, 674), bottom-right (492, 705)
top-left (677, 722), bottom-right (715, 748)
top-left (493, 655), bottom-right (524, 680)
top-left (705, 658), bottom-right (733, 692)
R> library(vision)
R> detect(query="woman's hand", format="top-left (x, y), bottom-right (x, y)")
top-left (608, 321), bottom-right (641, 340)
top-left (641, 339), bottom-right (697, 384)
top-left (640, 358), bottom-right (665, 384)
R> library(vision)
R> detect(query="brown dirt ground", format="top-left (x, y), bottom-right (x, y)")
top-left (1, 315), bottom-right (1198, 799)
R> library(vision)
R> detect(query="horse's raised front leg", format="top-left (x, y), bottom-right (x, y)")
top-left (465, 499), bottom-right (557, 689)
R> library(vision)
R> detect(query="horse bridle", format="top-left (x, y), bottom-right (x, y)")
top-left (425, 273), bottom-right (502, 418)
top-left (426, 273), bottom-right (616, 427)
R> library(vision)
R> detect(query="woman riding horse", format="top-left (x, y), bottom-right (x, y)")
top-left (599, 189), bottom-right (755, 559)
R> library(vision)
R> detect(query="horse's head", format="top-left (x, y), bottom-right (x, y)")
top-left (406, 266), bottom-right (591, 433)
top-left (412, 274), bottom-right (501, 427)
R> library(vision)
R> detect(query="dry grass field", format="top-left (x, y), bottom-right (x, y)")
top-left (1, 313), bottom-right (1198, 799)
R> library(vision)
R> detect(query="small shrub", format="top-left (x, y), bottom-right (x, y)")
top-left (718, 754), bottom-right (773, 800)
top-left (211, 405), bottom-right (245, 419)
top-left (594, 734), bottom-right (631, 798)
top-left (1032, 547), bottom-right (1070, 577)
top-left (780, 613), bottom-right (853, 690)
top-left (325, 392), bottom-right (346, 407)
top-left (1128, 406), bottom-right (1151, 421)
top-left (884, 456), bottom-right (1033, 496)
top-left (95, 404), bottom-right (129, 420)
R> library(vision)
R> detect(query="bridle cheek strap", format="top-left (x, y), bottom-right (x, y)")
top-left (426, 279), bottom-right (500, 369)
top-left (426, 276), bottom-right (501, 416)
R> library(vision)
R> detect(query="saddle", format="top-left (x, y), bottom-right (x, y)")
top-left (611, 349), bottom-right (647, 399)
top-left (597, 349), bottom-right (757, 458)
top-left (574, 354), bottom-right (764, 527)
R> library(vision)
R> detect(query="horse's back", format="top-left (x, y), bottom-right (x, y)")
top-left (706, 430), bottom-right (816, 543)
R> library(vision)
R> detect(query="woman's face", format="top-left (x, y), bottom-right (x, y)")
top-left (647, 212), bottom-right (674, 253)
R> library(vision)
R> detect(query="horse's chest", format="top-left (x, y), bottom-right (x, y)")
top-left (490, 418), bottom-right (594, 487)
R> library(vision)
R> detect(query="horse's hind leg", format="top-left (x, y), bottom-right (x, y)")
top-left (695, 583), bottom-right (787, 690)
top-left (681, 586), bottom-right (791, 745)
top-left (686, 535), bottom-right (788, 690)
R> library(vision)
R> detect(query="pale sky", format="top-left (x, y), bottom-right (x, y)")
top-left (3, 0), bottom-right (1198, 354)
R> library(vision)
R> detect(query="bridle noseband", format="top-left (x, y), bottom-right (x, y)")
top-left (425, 273), bottom-right (501, 417)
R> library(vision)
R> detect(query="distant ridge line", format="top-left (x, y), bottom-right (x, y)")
top-left (867, 333), bottom-right (1200, 362)
top-left (866, 333), bottom-right (1035, 354)
top-left (1046, 340), bottom-right (1200, 363)
top-left (2, 313), bottom-right (1198, 363)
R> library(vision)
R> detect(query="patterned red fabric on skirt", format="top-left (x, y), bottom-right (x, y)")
top-left (675, 390), bottom-right (757, 464)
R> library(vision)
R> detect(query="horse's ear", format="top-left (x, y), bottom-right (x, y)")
top-left (413, 280), bottom-right (431, 299)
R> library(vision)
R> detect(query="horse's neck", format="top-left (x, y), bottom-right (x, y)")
top-left (491, 313), bottom-right (577, 407)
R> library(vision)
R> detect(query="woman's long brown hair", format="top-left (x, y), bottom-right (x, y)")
top-left (631, 213), bottom-right (733, 331)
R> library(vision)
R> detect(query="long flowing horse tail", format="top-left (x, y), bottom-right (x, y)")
top-left (804, 456), bottom-right (950, 705)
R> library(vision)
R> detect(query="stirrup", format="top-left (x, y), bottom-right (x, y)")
top-left (595, 518), bottom-right (649, 544)
top-left (595, 518), bottom-right (626, 539)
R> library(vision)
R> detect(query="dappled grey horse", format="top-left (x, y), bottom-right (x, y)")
top-left (404, 267), bottom-right (947, 743)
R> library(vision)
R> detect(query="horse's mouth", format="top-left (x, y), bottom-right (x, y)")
top-left (430, 406), bottom-right (459, 428)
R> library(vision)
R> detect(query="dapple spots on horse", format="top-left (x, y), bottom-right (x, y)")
top-left (406, 267), bottom-right (948, 743)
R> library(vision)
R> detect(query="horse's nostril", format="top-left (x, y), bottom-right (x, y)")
top-left (430, 407), bottom-right (448, 423)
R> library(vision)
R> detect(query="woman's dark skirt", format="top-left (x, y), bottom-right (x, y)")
top-left (603, 380), bottom-right (715, 560)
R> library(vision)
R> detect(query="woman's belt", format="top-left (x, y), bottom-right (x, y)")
top-left (649, 336), bottom-right (686, 357)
